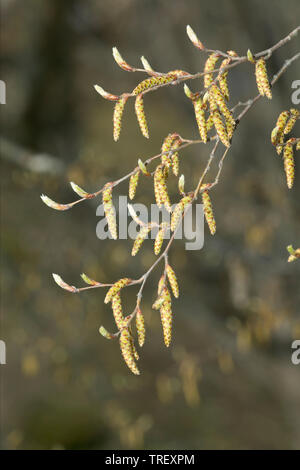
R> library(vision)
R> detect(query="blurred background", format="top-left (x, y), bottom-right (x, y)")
top-left (1, 0), bottom-right (300, 450)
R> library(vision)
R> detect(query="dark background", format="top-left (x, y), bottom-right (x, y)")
top-left (1, 0), bottom-right (300, 450)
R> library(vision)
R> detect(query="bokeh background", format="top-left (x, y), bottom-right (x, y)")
top-left (1, 0), bottom-right (300, 450)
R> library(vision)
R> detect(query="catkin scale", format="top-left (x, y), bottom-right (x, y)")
top-left (102, 183), bottom-right (118, 240)
top-left (119, 328), bottom-right (140, 375)
top-left (135, 94), bottom-right (149, 138)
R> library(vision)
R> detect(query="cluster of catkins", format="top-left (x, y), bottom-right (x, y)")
top-left (45, 26), bottom-right (299, 375)
top-left (271, 108), bottom-right (300, 188)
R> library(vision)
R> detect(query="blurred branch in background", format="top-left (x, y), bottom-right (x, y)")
top-left (0, 137), bottom-right (65, 175)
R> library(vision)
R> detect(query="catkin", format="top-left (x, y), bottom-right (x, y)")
top-left (160, 288), bottom-right (173, 347)
top-left (154, 222), bottom-right (168, 255)
top-left (212, 109), bottom-right (230, 147)
top-left (166, 264), bottom-right (179, 298)
top-left (202, 189), bottom-right (216, 234)
top-left (111, 292), bottom-right (124, 329)
top-left (119, 328), bottom-right (140, 375)
top-left (193, 97), bottom-right (207, 143)
top-left (284, 108), bottom-right (300, 135)
top-left (154, 165), bottom-right (172, 212)
top-left (102, 183), bottom-right (118, 240)
top-left (283, 140), bottom-right (295, 189)
top-left (133, 75), bottom-right (174, 95)
top-left (129, 171), bottom-right (140, 200)
top-left (296, 141), bottom-right (300, 151)
top-left (136, 308), bottom-right (145, 347)
top-left (218, 58), bottom-right (230, 101)
top-left (132, 224), bottom-right (152, 256)
top-left (171, 138), bottom-right (181, 176)
top-left (204, 53), bottom-right (220, 88)
top-left (135, 94), bottom-right (149, 138)
top-left (171, 194), bottom-right (193, 231)
top-left (161, 133), bottom-right (176, 167)
top-left (113, 95), bottom-right (128, 141)
top-left (210, 84), bottom-right (233, 122)
top-left (255, 58), bottom-right (272, 99)
top-left (104, 278), bottom-right (131, 304)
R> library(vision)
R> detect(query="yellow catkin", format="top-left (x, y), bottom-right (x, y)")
top-left (111, 292), bottom-right (124, 329)
top-left (226, 117), bottom-right (236, 141)
top-left (119, 328), bottom-right (140, 375)
top-left (135, 94), bottom-right (149, 138)
top-left (276, 132), bottom-right (285, 155)
top-left (160, 288), bottom-right (173, 347)
top-left (171, 138), bottom-right (181, 176)
top-left (132, 75), bottom-right (174, 95)
top-left (206, 113), bottom-right (214, 131)
top-left (154, 165), bottom-right (171, 212)
top-left (204, 53), bottom-right (220, 89)
top-left (210, 84), bottom-right (233, 122)
top-left (296, 141), bottom-right (300, 151)
top-left (161, 133), bottom-right (176, 167)
top-left (276, 110), bottom-right (290, 132)
top-left (113, 95), bottom-right (128, 141)
top-left (284, 108), bottom-right (300, 135)
top-left (283, 140), bottom-right (295, 189)
top-left (136, 308), bottom-right (145, 347)
top-left (102, 183), bottom-right (118, 240)
top-left (212, 109), bottom-right (230, 147)
top-left (271, 126), bottom-right (282, 146)
top-left (104, 278), bottom-right (131, 304)
top-left (132, 224), bottom-right (152, 256)
top-left (154, 223), bottom-right (168, 255)
top-left (171, 194), bottom-right (193, 231)
top-left (166, 264), bottom-right (179, 298)
top-left (202, 189), bottom-right (216, 235)
top-left (218, 58), bottom-right (230, 101)
top-left (129, 170), bottom-right (140, 200)
top-left (255, 58), bottom-right (272, 99)
top-left (193, 97), bottom-right (207, 143)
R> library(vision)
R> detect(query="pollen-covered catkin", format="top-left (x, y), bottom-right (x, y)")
top-left (135, 94), bottom-right (149, 138)
top-left (104, 278), bottom-right (131, 304)
top-left (210, 84), bottom-right (232, 121)
top-left (160, 288), bottom-right (173, 347)
top-left (193, 97), bottom-right (207, 143)
top-left (132, 75), bottom-right (174, 95)
top-left (113, 95), bottom-right (128, 141)
top-left (166, 264), bottom-right (179, 298)
top-left (204, 53), bottom-right (220, 89)
top-left (284, 108), bottom-right (300, 135)
top-left (154, 222), bottom-right (168, 255)
top-left (154, 165), bottom-right (171, 212)
top-left (218, 58), bottom-right (230, 101)
top-left (212, 109), bottom-right (230, 147)
top-left (171, 194), bottom-right (193, 231)
top-left (283, 139), bottom-right (295, 189)
top-left (202, 189), bottom-right (216, 235)
top-left (111, 292), bottom-right (124, 329)
top-left (255, 58), bottom-right (272, 99)
top-left (161, 133), bottom-right (176, 167)
top-left (136, 308), bottom-right (145, 347)
top-left (276, 110), bottom-right (290, 132)
top-left (171, 138), bottom-right (181, 176)
top-left (102, 183), bottom-right (118, 240)
top-left (129, 170), bottom-right (140, 200)
top-left (132, 224), bottom-right (152, 256)
top-left (119, 328), bottom-right (140, 375)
